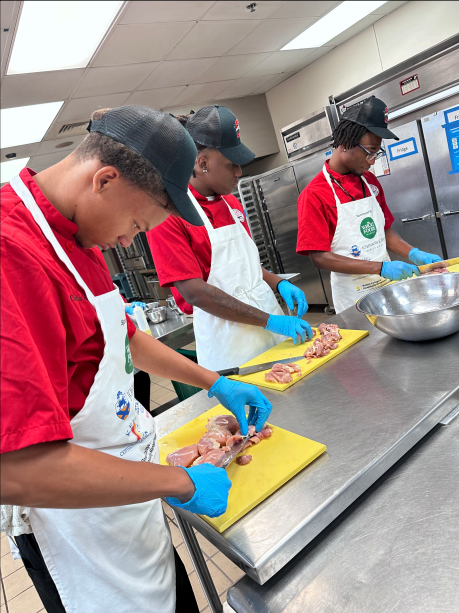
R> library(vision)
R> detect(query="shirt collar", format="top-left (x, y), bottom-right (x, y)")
top-left (20, 167), bottom-right (78, 238)
top-left (189, 183), bottom-right (223, 205)
top-left (325, 159), bottom-right (357, 184)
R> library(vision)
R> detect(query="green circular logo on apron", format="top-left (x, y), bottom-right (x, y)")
top-left (360, 217), bottom-right (377, 240)
top-left (125, 333), bottom-right (133, 374)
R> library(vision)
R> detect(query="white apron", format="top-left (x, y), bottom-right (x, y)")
top-left (9, 175), bottom-right (175, 613)
top-left (190, 191), bottom-right (284, 371)
top-left (323, 166), bottom-right (391, 313)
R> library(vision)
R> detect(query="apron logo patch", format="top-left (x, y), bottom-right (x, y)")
top-left (124, 333), bottom-right (133, 374)
top-left (115, 391), bottom-right (130, 420)
top-left (360, 217), bottom-right (377, 240)
top-left (369, 184), bottom-right (379, 197)
top-left (350, 245), bottom-right (361, 257)
top-left (233, 208), bottom-right (244, 222)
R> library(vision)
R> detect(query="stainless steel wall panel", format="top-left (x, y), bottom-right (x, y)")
top-left (421, 104), bottom-right (459, 258)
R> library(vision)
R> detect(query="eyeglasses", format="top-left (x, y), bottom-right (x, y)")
top-left (358, 144), bottom-right (386, 161)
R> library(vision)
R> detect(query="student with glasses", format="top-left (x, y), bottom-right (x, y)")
top-left (296, 96), bottom-right (442, 313)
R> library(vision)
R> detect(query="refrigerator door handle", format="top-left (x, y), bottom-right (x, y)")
top-left (401, 214), bottom-right (435, 223)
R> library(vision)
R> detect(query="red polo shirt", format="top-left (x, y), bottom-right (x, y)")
top-left (147, 184), bottom-right (251, 314)
top-left (297, 160), bottom-right (394, 255)
top-left (1, 168), bottom-right (136, 454)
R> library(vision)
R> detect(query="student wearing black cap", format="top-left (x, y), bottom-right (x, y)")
top-left (148, 105), bottom-right (313, 373)
top-left (296, 96), bottom-right (443, 313)
top-left (0, 106), bottom-right (275, 613)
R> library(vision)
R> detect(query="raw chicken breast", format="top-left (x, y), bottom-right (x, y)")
top-left (265, 362), bottom-right (301, 384)
top-left (236, 455), bottom-right (252, 466)
top-left (197, 436), bottom-right (221, 456)
top-left (193, 448), bottom-right (228, 467)
top-left (206, 415), bottom-right (239, 434)
top-left (167, 444), bottom-right (200, 468)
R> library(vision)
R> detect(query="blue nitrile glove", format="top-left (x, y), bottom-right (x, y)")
top-left (381, 261), bottom-right (420, 281)
top-left (408, 248), bottom-right (443, 267)
top-left (265, 314), bottom-right (313, 345)
top-left (125, 301), bottom-right (147, 315)
top-left (277, 280), bottom-right (308, 318)
top-left (166, 464), bottom-right (231, 518)
top-left (208, 376), bottom-right (272, 435)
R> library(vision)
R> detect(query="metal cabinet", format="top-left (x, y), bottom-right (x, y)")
top-left (421, 104), bottom-right (459, 258)
top-left (379, 121), bottom-right (445, 260)
top-left (258, 167), bottom-right (328, 305)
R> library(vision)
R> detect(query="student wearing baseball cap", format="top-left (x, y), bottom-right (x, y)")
top-left (0, 105), bottom-right (274, 613)
top-left (296, 96), bottom-right (442, 313)
top-left (147, 105), bottom-right (312, 372)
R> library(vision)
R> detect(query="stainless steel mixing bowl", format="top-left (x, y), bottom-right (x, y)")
top-left (147, 306), bottom-right (167, 324)
top-left (356, 273), bottom-right (459, 341)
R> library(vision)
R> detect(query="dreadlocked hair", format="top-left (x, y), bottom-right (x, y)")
top-left (73, 108), bottom-right (178, 214)
top-left (332, 119), bottom-right (368, 149)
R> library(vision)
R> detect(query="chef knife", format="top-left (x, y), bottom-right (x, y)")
top-left (219, 433), bottom-right (250, 470)
top-left (217, 355), bottom-right (306, 377)
top-left (418, 257), bottom-right (459, 274)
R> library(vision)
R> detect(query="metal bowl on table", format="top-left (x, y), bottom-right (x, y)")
top-left (356, 273), bottom-right (459, 341)
top-left (147, 306), bottom-right (167, 324)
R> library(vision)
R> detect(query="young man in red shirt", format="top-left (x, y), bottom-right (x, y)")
top-left (148, 105), bottom-right (312, 372)
top-left (296, 96), bottom-right (442, 313)
top-left (0, 106), bottom-right (273, 613)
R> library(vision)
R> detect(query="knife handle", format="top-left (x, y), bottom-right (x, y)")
top-left (216, 367), bottom-right (240, 376)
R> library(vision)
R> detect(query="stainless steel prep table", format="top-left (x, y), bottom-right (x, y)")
top-left (156, 306), bottom-right (459, 592)
top-left (227, 415), bottom-right (459, 612)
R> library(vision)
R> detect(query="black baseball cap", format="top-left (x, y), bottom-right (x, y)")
top-left (87, 105), bottom-right (204, 226)
top-left (342, 96), bottom-right (399, 141)
top-left (185, 105), bottom-right (256, 166)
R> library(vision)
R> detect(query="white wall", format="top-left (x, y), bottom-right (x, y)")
top-left (261, 0), bottom-right (459, 172)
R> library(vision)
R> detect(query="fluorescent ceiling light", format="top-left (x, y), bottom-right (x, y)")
top-left (282, 1), bottom-right (388, 50)
top-left (1, 158), bottom-right (30, 184)
top-left (388, 84), bottom-right (459, 120)
top-left (8, 1), bottom-right (123, 75)
top-left (1, 101), bottom-right (64, 149)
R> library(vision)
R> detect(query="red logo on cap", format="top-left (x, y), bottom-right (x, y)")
top-left (384, 107), bottom-right (389, 123)
top-left (235, 118), bottom-right (240, 138)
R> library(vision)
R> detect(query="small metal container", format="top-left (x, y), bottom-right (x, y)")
top-left (147, 306), bottom-right (167, 324)
top-left (356, 273), bottom-right (459, 341)
top-left (144, 302), bottom-right (159, 311)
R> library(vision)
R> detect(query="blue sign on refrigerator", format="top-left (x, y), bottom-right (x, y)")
top-left (442, 105), bottom-right (459, 175)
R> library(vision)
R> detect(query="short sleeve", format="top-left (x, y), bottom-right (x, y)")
top-left (147, 218), bottom-right (204, 286)
top-left (377, 183), bottom-right (394, 229)
top-left (296, 188), bottom-right (332, 255)
top-left (1, 240), bottom-right (74, 453)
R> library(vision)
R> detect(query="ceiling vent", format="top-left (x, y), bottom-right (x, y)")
top-left (58, 121), bottom-right (89, 136)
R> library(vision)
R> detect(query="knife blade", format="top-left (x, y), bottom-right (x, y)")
top-left (219, 434), bottom-right (250, 470)
top-left (217, 355), bottom-right (306, 377)
top-left (418, 257), bottom-right (459, 274)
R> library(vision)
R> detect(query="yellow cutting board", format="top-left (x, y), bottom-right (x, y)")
top-left (228, 328), bottom-right (369, 391)
top-left (159, 405), bottom-right (326, 533)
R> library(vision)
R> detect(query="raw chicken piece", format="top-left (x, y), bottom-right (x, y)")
top-left (318, 323), bottom-right (342, 340)
top-left (258, 425), bottom-right (273, 440)
top-left (248, 425), bottom-right (257, 437)
top-left (226, 433), bottom-right (244, 448)
top-left (197, 436), bottom-right (221, 456)
top-left (265, 362), bottom-right (301, 384)
top-left (320, 333), bottom-right (339, 350)
top-left (206, 429), bottom-right (230, 446)
top-left (242, 440), bottom-right (253, 451)
top-left (192, 448), bottom-right (228, 467)
top-left (206, 415), bottom-right (239, 434)
top-left (304, 339), bottom-right (330, 364)
top-left (167, 444), bottom-right (200, 468)
top-left (250, 436), bottom-right (261, 445)
top-left (422, 267), bottom-right (449, 275)
top-left (236, 455), bottom-right (252, 466)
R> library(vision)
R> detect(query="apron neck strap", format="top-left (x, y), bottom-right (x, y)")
top-left (322, 164), bottom-right (342, 207)
top-left (220, 196), bottom-right (243, 225)
top-left (187, 189), bottom-right (214, 232)
top-left (9, 174), bottom-right (95, 302)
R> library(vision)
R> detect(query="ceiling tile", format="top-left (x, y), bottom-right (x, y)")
top-left (167, 20), bottom-right (260, 60)
top-left (371, 1), bottom-right (408, 15)
top-left (0, 1), bottom-right (16, 28)
top-left (251, 71), bottom-right (296, 93)
top-left (139, 58), bottom-right (218, 90)
top-left (270, 1), bottom-right (341, 19)
top-left (0, 69), bottom-right (85, 109)
top-left (325, 13), bottom-right (381, 47)
top-left (195, 52), bottom-right (271, 82)
top-left (202, 1), bottom-right (284, 21)
top-left (1, 142), bottom-right (40, 163)
top-left (74, 64), bottom-right (158, 98)
top-left (214, 74), bottom-right (278, 99)
top-left (295, 44), bottom-right (336, 68)
top-left (36, 135), bottom-right (87, 156)
top-left (57, 92), bottom-right (130, 123)
top-left (28, 149), bottom-right (71, 169)
top-left (125, 86), bottom-right (187, 109)
top-left (172, 80), bottom-right (236, 106)
top-left (120, 1), bottom-right (214, 24)
top-left (227, 17), bottom-right (318, 55)
top-left (244, 49), bottom-right (316, 77)
top-left (92, 22), bottom-right (194, 67)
